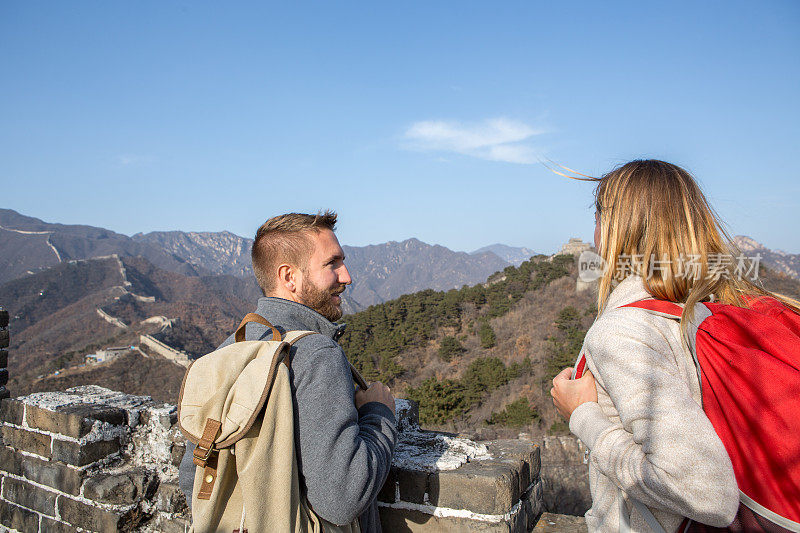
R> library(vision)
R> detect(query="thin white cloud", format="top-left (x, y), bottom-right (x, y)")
top-left (117, 154), bottom-right (155, 166)
top-left (404, 118), bottom-right (544, 164)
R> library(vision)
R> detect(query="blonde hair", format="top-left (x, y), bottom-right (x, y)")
top-left (251, 211), bottom-right (337, 295)
top-left (557, 159), bottom-right (799, 333)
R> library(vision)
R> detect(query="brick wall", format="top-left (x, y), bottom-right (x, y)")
top-left (0, 389), bottom-right (544, 532)
top-left (377, 401), bottom-right (543, 532)
top-left (540, 436), bottom-right (591, 516)
top-left (0, 387), bottom-right (189, 532)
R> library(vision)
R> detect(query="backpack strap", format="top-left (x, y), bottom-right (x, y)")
top-left (620, 298), bottom-right (706, 398)
top-left (193, 418), bottom-right (222, 500)
top-left (235, 313), bottom-right (281, 342)
top-left (621, 299), bottom-right (683, 319)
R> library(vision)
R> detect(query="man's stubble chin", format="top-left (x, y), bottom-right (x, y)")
top-left (299, 280), bottom-right (345, 322)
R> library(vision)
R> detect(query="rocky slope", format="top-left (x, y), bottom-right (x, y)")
top-left (0, 255), bottom-right (256, 399)
top-left (734, 235), bottom-right (800, 279)
top-left (132, 230), bottom-right (253, 277)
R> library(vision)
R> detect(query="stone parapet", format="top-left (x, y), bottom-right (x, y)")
top-left (377, 400), bottom-right (543, 531)
top-left (0, 386), bottom-right (189, 533)
top-left (0, 390), bottom-right (544, 532)
top-left (540, 435), bottom-right (591, 516)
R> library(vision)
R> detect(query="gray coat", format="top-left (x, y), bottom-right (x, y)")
top-left (179, 297), bottom-right (397, 532)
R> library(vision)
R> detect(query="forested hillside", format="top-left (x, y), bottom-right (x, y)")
top-left (339, 254), bottom-right (597, 438)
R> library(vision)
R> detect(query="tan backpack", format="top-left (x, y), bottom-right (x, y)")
top-left (178, 314), bottom-right (362, 533)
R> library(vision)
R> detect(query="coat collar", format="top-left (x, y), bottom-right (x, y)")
top-left (254, 297), bottom-right (347, 341)
top-left (603, 275), bottom-right (653, 312)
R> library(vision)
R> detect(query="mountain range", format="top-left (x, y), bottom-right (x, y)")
top-left (1, 209), bottom-right (522, 310)
top-left (0, 209), bottom-right (201, 285)
top-left (3, 209), bottom-right (798, 309)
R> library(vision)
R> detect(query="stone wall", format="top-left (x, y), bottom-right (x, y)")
top-left (0, 389), bottom-right (545, 532)
top-left (377, 401), bottom-right (543, 532)
top-left (138, 335), bottom-right (190, 368)
top-left (540, 436), bottom-right (591, 516)
top-left (0, 387), bottom-right (189, 532)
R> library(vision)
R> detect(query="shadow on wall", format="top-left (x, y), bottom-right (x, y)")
top-left (540, 435), bottom-right (591, 516)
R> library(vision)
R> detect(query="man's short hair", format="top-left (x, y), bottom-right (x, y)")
top-left (251, 211), bottom-right (338, 295)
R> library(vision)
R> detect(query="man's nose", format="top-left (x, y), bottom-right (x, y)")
top-left (338, 265), bottom-right (352, 285)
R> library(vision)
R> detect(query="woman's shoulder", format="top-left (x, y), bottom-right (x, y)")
top-left (585, 304), bottom-right (678, 357)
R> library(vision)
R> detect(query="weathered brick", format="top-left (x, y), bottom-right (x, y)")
top-left (532, 512), bottom-right (588, 532)
top-left (0, 399), bottom-right (24, 425)
top-left (490, 441), bottom-right (538, 494)
top-left (153, 482), bottom-right (188, 514)
top-left (0, 349), bottom-right (7, 368)
top-left (138, 408), bottom-right (176, 429)
top-left (149, 514), bottom-right (191, 533)
top-left (51, 437), bottom-right (120, 466)
top-left (0, 444), bottom-right (85, 495)
top-left (0, 499), bottom-right (39, 532)
top-left (83, 473), bottom-right (138, 505)
top-left (58, 495), bottom-right (133, 532)
top-left (83, 469), bottom-right (154, 505)
top-left (378, 505), bottom-right (514, 532)
top-left (170, 442), bottom-right (186, 467)
top-left (42, 516), bottom-right (79, 533)
top-left (0, 330), bottom-right (8, 349)
top-left (395, 466), bottom-right (429, 504)
top-left (2, 425), bottom-right (51, 457)
top-left (429, 460), bottom-right (521, 515)
top-left (26, 402), bottom-right (126, 439)
top-left (524, 478), bottom-right (545, 531)
top-left (2, 475), bottom-right (58, 515)
top-left (0, 445), bottom-right (22, 476)
top-left (491, 440), bottom-right (540, 486)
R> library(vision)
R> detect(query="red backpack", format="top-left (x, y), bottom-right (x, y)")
top-left (576, 297), bottom-right (800, 532)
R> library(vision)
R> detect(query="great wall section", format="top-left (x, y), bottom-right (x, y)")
top-left (0, 385), bottom-right (591, 532)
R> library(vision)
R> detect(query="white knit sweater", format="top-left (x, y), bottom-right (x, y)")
top-left (569, 276), bottom-right (739, 533)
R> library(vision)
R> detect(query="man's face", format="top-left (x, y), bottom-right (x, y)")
top-left (296, 229), bottom-right (352, 322)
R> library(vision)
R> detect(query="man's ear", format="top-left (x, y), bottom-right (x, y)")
top-left (277, 264), bottom-right (299, 293)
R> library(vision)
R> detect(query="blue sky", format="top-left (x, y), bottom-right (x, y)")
top-left (2, 1), bottom-right (799, 253)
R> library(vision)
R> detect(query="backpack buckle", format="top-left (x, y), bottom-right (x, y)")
top-left (193, 442), bottom-right (215, 466)
top-left (193, 418), bottom-right (222, 467)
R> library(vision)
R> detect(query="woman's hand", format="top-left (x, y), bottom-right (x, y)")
top-left (551, 367), bottom-right (598, 422)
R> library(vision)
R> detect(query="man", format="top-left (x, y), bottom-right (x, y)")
top-left (179, 211), bottom-right (397, 532)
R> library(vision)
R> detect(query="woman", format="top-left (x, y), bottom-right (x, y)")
top-left (550, 160), bottom-right (800, 532)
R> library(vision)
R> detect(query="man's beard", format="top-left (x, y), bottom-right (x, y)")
top-left (299, 278), bottom-right (346, 322)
